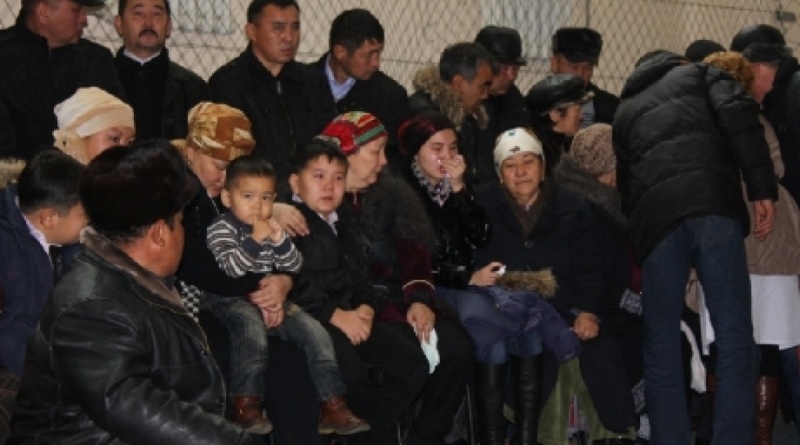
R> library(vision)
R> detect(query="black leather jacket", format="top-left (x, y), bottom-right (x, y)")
top-left (9, 229), bottom-right (249, 444)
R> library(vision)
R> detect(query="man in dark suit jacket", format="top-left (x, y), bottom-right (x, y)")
top-left (311, 8), bottom-right (410, 170)
top-left (113, 0), bottom-right (208, 140)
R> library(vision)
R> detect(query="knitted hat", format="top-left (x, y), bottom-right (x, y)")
top-left (568, 123), bottom-right (615, 175)
top-left (52, 87), bottom-right (134, 164)
top-left (398, 111), bottom-right (456, 159)
top-left (493, 128), bottom-right (544, 173)
top-left (320, 111), bottom-right (387, 155)
top-left (173, 102), bottom-right (255, 162)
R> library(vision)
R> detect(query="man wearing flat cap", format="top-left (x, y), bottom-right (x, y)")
top-left (551, 27), bottom-right (619, 127)
top-left (475, 25), bottom-right (531, 137)
top-left (0, 0), bottom-right (125, 161)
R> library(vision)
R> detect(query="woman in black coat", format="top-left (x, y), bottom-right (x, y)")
top-left (474, 127), bottom-right (637, 444)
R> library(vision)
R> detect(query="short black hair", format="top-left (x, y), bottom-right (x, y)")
top-left (291, 138), bottom-right (348, 174)
top-left (80, 139), bottom-right (196, 244)
top-left (439, 42), bottom-right (497, 82)
top-left (329, 9), bottom-right (384, 54)
top-left (118, 0), bottom-right (172, 17)
top-left (247, 0), bottom-right (299, 24)
top-left (224, 155), bottom-right (276, 190)
top-left (18, 149), bottom-right (84, 215)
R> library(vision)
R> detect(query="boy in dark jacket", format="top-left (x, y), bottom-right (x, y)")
top-left (0, 150), bottom-right (86, 377)
top-left (0, 149), bottom-right (85, 441)
top-left (287, 138), bottom-right (428, 445)
top-left (204, 154), bottom-right (367, 436)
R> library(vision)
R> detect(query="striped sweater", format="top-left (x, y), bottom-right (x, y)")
top-left (206, 212), bottom-right (302, 278)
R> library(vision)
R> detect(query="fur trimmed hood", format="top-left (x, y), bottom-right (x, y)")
top-left (81, 227), bottom-right (187, 310)
top-left (496, 269), bottom-right (557, 298)
top-left (412, 65), bottom-right (490, 131)
top-left (0, 158), bottom-right (25, 190)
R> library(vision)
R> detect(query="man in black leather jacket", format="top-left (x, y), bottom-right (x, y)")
top-left (8, 140), bottom-right (250, 444)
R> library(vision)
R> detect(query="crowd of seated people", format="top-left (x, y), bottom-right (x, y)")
top-left (0, 1), bottom-right (798, 445)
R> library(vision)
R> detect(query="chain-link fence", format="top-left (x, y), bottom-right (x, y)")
top-left (1, 0), bottom-right (796, 95)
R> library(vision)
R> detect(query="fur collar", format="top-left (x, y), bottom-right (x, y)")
top-left (412, 65), bottom-right (490, 130)
top-left (553, 156), bottom-right (627, 226)
top-left (81, 227), bottom-right (187, 310)
top-left (0, 159), bottom-right (25, 190)
top-left (352, 172), bottom-right (436, 249)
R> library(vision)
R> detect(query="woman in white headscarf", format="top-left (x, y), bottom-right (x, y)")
top-left (52, 86), bottom-right (135, 164)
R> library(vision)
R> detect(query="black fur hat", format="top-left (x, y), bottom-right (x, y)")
top-left (552, 27), bottom-right (603, 64)
top-left (731, 24), bottom-right (792, 63)
top-left (79, 140), bottom-right (196, 240)
top-left (475, 26), bottom-right (526, 66)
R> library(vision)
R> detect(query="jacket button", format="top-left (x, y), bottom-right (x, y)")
top-left (524, 241), bottom-right (534, 249)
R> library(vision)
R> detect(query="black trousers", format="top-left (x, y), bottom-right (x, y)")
top-left (326, 320), bottom-right (429, 445)
top-left (385, 317), bottom-right (475, 443)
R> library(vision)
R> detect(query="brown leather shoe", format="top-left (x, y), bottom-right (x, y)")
top-left (231, 396), bottom-right (273, 435)
top-left (318, 395), bottom-right (370, 435)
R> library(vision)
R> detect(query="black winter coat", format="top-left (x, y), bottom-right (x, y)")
top-left (613, 53), bottom-right (778, 261)
top-left (473, 180), bottom-right (604, 317)
top-left (289, 202), bottom-right (379, 323)
top-left (209, 48), bottom-right (335, 193)
top-left (473, 180), bottom-right (636, 432)
top-left (343, 171), bottom-right (437, 322)
top-left (312, 54), bottom-right (411, 169)
top-left (0, 21), bottom-right (125, 160)
top-left (485, 84), bottom-right (530, 138)
top-left (115, 49), bottom-right (209, 140)
top-left (9, 229), bottom-right (248, 444)
top-left (763, 56), bottom-right (800, 206)
top-left (587, 82), bottom-right (619, 125)
top-left (402, 168), bottom-right (490, 289)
